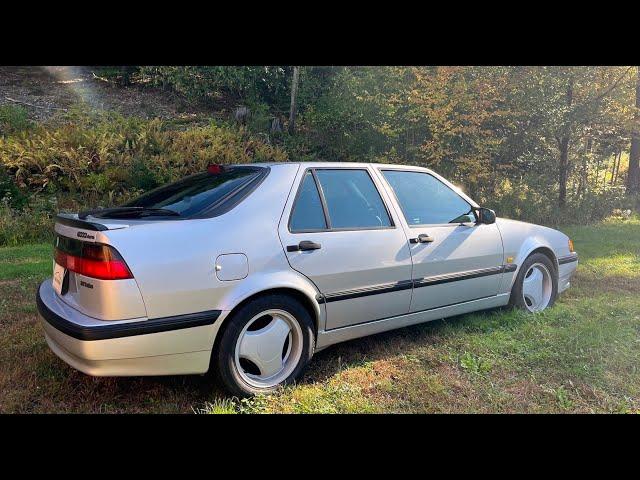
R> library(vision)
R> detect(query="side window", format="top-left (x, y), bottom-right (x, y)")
top-left (382, 170), bottom-right (473, 225)
top-left (289, 171), bottom-right (328, 232)
top-left (315, 169), bottom-right (392, 229)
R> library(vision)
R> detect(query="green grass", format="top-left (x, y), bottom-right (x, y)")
top-left (1, 218), bottom-right (639, 413)
top-left (0, 244), bottom-right (52, 280)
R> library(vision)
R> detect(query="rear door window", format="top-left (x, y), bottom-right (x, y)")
top-left (289, 171), bottom-right (328, 232)
top-left (315, 169), bottom-right (391, 229)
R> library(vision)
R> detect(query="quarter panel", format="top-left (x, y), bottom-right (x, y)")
top-left (103, 164), bottom-right (301, 320)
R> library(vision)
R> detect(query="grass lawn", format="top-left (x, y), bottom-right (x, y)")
top-left (1, 219), bottom-right (639, 413)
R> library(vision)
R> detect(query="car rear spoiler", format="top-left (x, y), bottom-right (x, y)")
top-left (55, 214), bottom-right (108, 231)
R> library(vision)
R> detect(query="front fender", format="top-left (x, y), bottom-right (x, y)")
top-left (500, 236), bottom-right (558, 293)
top-left (497, 218), bottom-right (569, 293)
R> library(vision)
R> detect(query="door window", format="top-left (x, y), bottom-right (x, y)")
top-left (382, 170), bottom-right (473, 225)
top-left (289, 171), bottom-right (328, 232)
top-left (315, 169), bottom-right (391, 229)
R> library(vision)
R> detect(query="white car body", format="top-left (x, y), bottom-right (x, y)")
top-left (37, 162), bottom-right (578, 379)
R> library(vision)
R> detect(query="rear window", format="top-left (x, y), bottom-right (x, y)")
top-left (120, 166), bottom-right (266, 218)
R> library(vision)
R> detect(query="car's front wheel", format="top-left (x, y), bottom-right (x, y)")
top-left (215, 294), bottom-right (315, 397)
top-left (509, 252), bottom-right (558, 313)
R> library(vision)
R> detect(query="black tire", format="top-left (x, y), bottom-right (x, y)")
top-left (215, 294), bottom-right (315, 397)
top-left (509, 252), bottom-right (558, 312)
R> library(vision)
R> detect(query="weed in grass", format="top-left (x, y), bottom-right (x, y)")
top-left (459, 352), bottom-right (493, 375)
top-left (195, 399), bottom-right (239, 414)
top-left (552, 386), bottom-right (574, 411)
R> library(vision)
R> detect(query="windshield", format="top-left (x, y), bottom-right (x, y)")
top-left (119, 166), bottom-right (265, 218)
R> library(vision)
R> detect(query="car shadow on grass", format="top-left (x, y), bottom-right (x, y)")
top-left (297, 307), bottom-right (508, 386)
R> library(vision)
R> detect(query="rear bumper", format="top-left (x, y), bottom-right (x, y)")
top-left (37, 280), bottom-right (223, 376)
top-left (557, 253), bottom-right (578, 293)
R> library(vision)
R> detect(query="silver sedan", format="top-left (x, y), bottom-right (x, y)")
top-left (37, 162), bottom-right (578, 395)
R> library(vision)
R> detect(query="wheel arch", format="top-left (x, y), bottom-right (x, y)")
top-left (506, 239), bottom-right (559, 291)
top-left (209, 281), bottom-right (323, 368)
top-left (527, 246), bottom-right (558, 270)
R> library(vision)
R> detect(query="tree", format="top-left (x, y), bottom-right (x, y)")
top-left (288, 66), bottom-right (300, 135)
top-left (628, 66), bottom-right (640, 195)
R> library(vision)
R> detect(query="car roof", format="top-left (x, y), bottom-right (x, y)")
top-left (250, 162), bottom-right (479, 208)
top-left (248, 161), bottom-right (434, 172)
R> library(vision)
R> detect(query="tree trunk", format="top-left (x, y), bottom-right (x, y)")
top-left (627, 66), bottom-right (640, 195)
top-left (611, 150), bottom-right (619, 185)
top-left (559, 136), bottom-right (570, 207)
top-left (577, 138), bottom-right (589, 200)
top-left (613, 149), bottom-right (622, 185)
top-left (558, 76), bottom-right (574, 208)
top-left (288, 66), bottom-right (300, 135)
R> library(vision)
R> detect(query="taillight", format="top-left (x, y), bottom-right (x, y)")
top-left (54, 242), bottom-right (133, 280)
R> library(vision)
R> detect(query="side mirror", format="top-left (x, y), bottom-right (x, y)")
top-left (476, 207), bottom-right (496, 225)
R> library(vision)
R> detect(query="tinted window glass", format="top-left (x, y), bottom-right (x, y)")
top-left (123, 166), bottom-right (262, 217)
top-left (315, 169), bottom-right (391, 229)
top-left (382, 170), bottom-right (472, 225)
top-left (290, 171), bottom-right (327, 231)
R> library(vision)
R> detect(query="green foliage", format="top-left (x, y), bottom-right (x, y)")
top-left (0, 197), bottom-right (56, 247)
top-left (459, 351), bottom-right (493, 375)
top-left (2, 66), bottom-right (639, 246)
top-left (0, 109), bottom-right (288, 245)
top-left (91, 66), bottom-right (139, 86)
top-left (0, 165), bottom-right (28, 209)
top-left (0, 105), bottom-right (32, 136)
top-left (131, 65), bottom-right (640, 223)
top-left (139, 66), bottom-right (294, 110)
top-left (0, 109), bottom-right (287, 206)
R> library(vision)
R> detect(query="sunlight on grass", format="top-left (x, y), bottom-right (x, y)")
top-left (0, 243), bottom-right (51, 281)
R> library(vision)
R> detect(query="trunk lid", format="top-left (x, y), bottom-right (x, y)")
top-left (52, 214), bottom-right (148, 321)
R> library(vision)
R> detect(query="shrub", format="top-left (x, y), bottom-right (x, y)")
top-left (0, 197), bottom-right (56, 246)
top-left (0, 110), bottom-right (288, 210)
top-left (0, 164), bottom-right (28, 209)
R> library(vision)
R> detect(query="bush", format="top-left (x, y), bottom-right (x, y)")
top-left (139, 66), bottom-right (292, 110)
top-left (482, 177), bottom-right (634, 227)
top-left (0, 165), bottom-right (28, 209)
top-left (0, 109), bottom-right (288, 210)
top-left (0, 109), bottom-right (289, 245)
top-left (0, 197), bottom-right (56, 246)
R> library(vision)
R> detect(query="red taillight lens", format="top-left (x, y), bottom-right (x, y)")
top-left (54, 243), bottom-right (133, 280)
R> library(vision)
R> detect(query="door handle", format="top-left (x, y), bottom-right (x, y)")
top-left (287, 241), bottom-right (322, 252)
top-left (409, 234), bottom-right (434, 244)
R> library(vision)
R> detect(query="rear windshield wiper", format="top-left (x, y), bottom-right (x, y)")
top-left (78, 207), bottom-right (180, 219)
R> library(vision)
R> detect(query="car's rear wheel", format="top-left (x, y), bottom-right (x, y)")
top-left (215, 294), bottom-right (315, 397)
top-left (510, 253), bottom-right (557, 312)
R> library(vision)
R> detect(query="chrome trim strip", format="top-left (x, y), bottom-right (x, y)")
top-left (318, 280), bottom-right (413, 304)
top-left (413, 266), bottom-right (504, 288)
top-left (318, 265), bottom-right (510, 303)
top-left (558, 253), bottom-right (578, 265)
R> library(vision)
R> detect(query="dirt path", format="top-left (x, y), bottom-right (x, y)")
top-left (0, 66), bottom-right (211, 122)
